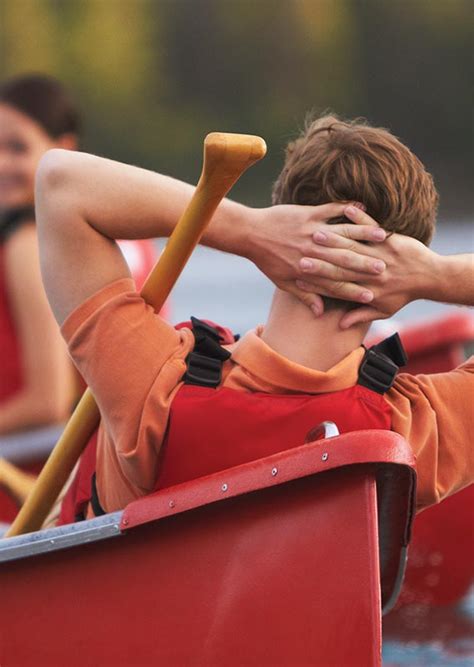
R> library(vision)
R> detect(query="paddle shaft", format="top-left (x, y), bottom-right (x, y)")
top-left (6, 133), bottom-right (266, 537)
top-left (0, 459), bottom-right (37, 506)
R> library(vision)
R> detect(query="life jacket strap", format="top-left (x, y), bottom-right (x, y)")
top-left (90, 472), bottom-right (106, 517)
top-left (182, 317), bottom-right (231, 388)
top-left (358, 333), bottom-right (408, 395)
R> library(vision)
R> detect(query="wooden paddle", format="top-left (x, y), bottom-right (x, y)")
top-left (6, 132), bottom-right (267, 537)
top-left (0, 459), bottom-right (37, 506)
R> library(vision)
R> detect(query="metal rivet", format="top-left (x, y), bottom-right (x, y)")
top-left (322, 452), bottom-right (329, 461)
top-left (221, 483), bottom-right (228, 492)
top-left (169, 500), bottom-right (175, 508)
top-left (271, 467), bottom-right (278, 476)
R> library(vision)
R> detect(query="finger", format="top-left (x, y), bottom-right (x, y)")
top-left (302, 247), bottom-right (386, 275)
top-left (339, 306), bottom-right (388, 329)
top-left (300, 255), bottom-right (384, 280)
top-left (305, 200), bottom-right (366, 220)
top-left (313, 225), bottom-right (386, 246)
top-left (296, 277), bottom-right (374, 304)
top-left (344, 205), bottom-right (381, 228)
top-left (285, 283), bottom-right (325, 316)
top-left (305, 202), bottom-right (350, 222)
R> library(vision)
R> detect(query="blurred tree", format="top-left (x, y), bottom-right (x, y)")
top-left (351, 0), bottom-right (473, 216)
top-left (0, 0), bottom-right (471, 214)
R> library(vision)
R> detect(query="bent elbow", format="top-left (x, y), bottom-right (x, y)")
top-left (35, 149), bottom-right (75, 219)
top-left (36, 148), bottom-right (72, 191)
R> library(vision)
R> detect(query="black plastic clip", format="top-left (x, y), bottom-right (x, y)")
top-left (358, 333), bottom-right (408, 394)
top-left (182, 317), bottom-right (231, 388)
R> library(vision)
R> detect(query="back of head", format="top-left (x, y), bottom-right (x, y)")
top-left (272, 114), bottom-right (438, 310)
top-left (0, 73), bottom-right (81, 140)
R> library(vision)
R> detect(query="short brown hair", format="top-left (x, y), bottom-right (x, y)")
top-left (272, 114), bottom-right (438, 245)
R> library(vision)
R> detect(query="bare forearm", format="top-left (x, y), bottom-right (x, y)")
top-left (46, 150), bottom-right (252, 256)
top-left (36, 149), bottom-right (260, 323)
top-left (432, 254), bottom-right (474, 306)
top-left (36, 150), bottom-right (393, 325)
top-left (340, 247), bottom-right (474, 329)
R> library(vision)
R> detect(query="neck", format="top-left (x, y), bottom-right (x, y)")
top-left (261, 290), bottom-right (369, 371)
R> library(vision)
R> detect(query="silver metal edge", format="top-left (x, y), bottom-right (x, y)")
top-left (0, 511), bottom-right (123, 564)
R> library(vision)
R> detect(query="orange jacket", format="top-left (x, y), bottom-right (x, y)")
top-left (61, 279), bottom-right (474, 514)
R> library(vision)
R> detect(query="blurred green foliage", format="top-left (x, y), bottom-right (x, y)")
top-left (0, 0), bottom-right (472, 215)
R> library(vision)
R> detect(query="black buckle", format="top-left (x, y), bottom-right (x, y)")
top-left (190, 316), bottom-right (221, 344)
top-left (358, 332), bottom-right (407, 395)
top-left (184, 352), bottom-right (224, 388)
top-left (190, 317), bottom-right (231, 362)
top-left (358, 349), bottom-right (399, 394)
top-left (372, 333), bottom-right (408, 368)
top-left (182, 317), bottom-right (232, 388)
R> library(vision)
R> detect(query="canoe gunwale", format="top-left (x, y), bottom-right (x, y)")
top-left (0, 511), bottom-right (123, 563)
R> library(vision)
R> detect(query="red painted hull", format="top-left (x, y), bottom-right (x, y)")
top-left (1, 311), bottom-right (472, 615)
top-left (0, 431), bottom-right (415, 667)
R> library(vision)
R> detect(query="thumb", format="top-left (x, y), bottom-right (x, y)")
top-left (339, 306), bottom-right (387, 329)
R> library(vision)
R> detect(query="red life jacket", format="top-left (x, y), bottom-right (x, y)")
top-left (155, 384), bottom-right (391, 489)
top-left (58, 430), bottom-right (99, 523)
top-left (0, 241), bottom-right (23, 403)
top-left (58, 318), bottom-right (407, 524)
top-left (0, 208), bottom-right (44, 403)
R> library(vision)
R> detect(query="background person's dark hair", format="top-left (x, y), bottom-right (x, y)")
top-left (0, 73), bottom-right (81, 141)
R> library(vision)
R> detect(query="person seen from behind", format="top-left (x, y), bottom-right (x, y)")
top-left (32, 114), bottom-right (473, 523)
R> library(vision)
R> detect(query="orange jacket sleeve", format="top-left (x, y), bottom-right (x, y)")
top-left (387, 357), bottom-right (474, 512)
top-left (61, 278), bottom-right (194, 510)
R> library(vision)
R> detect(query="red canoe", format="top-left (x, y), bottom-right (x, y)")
top-left (0, 430), bottom-right (416, 667)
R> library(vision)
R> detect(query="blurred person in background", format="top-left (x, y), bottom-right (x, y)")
top-left (0, 73), bottom-right (158, 437)
top-left (0, 74), bottom-right (78, 434)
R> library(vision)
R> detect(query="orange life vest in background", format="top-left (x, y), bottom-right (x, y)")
top-left (58, 319), bottom-right (407, 524)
